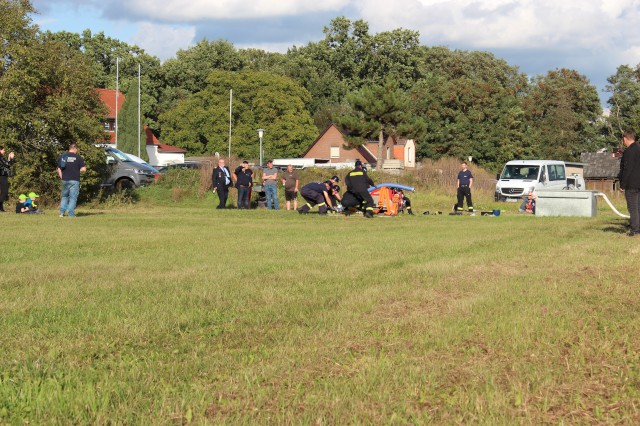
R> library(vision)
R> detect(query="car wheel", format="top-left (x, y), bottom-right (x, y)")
top-left (115, 178), bottom-right (134, 191)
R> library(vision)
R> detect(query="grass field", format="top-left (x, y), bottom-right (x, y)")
top-left (1, 189), bottom-right (639, 424)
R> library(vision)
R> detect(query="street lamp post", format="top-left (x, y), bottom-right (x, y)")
top-left (258, 128), bottom-right (264, 166)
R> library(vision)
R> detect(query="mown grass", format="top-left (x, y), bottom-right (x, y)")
top-left (1, 188), bottom-right (639, 424)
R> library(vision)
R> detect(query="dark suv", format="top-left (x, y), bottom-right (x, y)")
top-left (102, 147), bottom-right (159, 190)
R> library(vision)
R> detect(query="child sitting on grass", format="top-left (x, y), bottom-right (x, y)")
top-left (16, 194), bottom-right (30, 213)
top-left (24, 192), bottom-right (43, 213)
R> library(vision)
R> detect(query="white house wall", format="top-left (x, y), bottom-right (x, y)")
top-left (404, 139), bottom-right (416, 168)
top-left (146, 146), bottom-right (184, 167)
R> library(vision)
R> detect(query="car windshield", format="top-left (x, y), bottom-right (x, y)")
top-left (500, 165), bottom-right (540, 180)
top-left (108, 148), bottom-right (131, 162)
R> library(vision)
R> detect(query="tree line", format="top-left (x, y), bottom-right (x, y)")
top-left (1, 0), bottom-right (639, 199)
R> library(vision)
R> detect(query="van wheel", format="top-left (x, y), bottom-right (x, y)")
top-left (115, 178), bottom-right (134, 191)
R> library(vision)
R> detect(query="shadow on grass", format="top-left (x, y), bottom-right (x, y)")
top-left (601, 224), bottom-right (629, 234)
top-left (75, 212), bottom-right (105, 217)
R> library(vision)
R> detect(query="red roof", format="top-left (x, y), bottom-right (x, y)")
top-left (303, 123), bottom-right (377, 162)
top-left (96, 88), bottom-right (125, 118)
top-left (144, 126), bottom-right (187, 153)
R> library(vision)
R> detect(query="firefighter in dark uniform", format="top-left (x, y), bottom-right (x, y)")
top-left (298, 181), bottom-right (334, 214)
top-left (456, 160), bottom-right (474, 213)
top-left (328, 184), bottom-right (342, 207)
top-left (345, 159), bottom-right (375, 218)
top-left (340, 190), bottom-right (364, 215)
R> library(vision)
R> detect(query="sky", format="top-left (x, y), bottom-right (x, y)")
top-left (30, 0), bottom-right (640, 107)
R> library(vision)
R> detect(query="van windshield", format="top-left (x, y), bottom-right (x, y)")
top-left (500, 165), bottom-right (540, 180)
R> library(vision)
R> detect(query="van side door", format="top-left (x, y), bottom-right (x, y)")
top-left (547, 164), bottom-right (566, 189)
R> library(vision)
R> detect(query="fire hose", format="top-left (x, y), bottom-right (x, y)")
top-left (595, 192), bottom-right (630, 218)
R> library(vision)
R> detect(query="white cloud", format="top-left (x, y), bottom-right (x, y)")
top-left (352, 0), bottom-right (639, 51)
top-left (124, 0), bottom-right (350, 20)
top-left (131, 22), bottom-right (196, 61)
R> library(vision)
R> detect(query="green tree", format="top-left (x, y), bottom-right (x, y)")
top-left (162, 39), bottom-right (244, 94)
top-left (314, 17), bottom-right (421, 90)
top-left (159, 70), bottom-right (317, 159)
top-left (117, 79), bottom-right (148, 161)
top-left (605, 65), bottom-right (640, 143)
top-left (410, 73), bottom-right (532, 170)
top-left (0, 0), bottom-right (107, 202)
top-left (524, 68), bottom-right (603, 160)
top-left (47, 29), bottom-right (164, 131)
top-left (335, 78), bottom-right (420, 168)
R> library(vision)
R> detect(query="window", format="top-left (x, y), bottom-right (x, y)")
top-left (548, 165), bottom-right (565, 181)
top-left (330, 146), bottom-right (339, 158)
top-left (407, 147), bottom-right (412, 164)
top-left (103, 122), bottom-right (111, 131)
top-left (386, 147), bottom-right (390, 159)
top-left (500, 166), bottom-right (539, 180)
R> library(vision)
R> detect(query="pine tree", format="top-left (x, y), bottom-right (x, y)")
top-left (335, 78), bottom-right (419, 169)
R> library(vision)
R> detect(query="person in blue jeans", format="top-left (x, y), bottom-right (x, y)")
top-left (56, 143), bottom-right (86, 217)
top-left (262, 160), bottom-right (279, 210)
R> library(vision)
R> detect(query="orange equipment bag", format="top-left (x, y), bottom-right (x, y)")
top-left (377, 187), bottom-right (399, 216)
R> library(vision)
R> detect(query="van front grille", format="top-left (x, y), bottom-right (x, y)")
top-left (502, 188), bottom-right (523, 195)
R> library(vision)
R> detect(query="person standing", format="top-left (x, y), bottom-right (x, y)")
top-left (456, 161), bottom-right (474, 214)
top-left (212, 158), bottom-right (232, 209)
top-left (57, 143), bottom-right (86, 218)
top-left (262, 160), bottom-right (279, 210)
top-left (0, 146), bottom-right (15, 212)
top-left (234, 161), bottom-right (253, 209)
top-left (281, 164), bottom-right (299, 211)
top-left (619, 130), bottom-right (640, 236)
top-left (345, 160), bottom-right (375, 218)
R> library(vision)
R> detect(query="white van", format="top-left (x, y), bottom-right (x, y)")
top-left (495, 160), bottom-right (568, 202)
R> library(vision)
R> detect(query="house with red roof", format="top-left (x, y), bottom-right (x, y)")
top-left (96, 88), bottom-right (124, 144)
top-left (302, 123), bottom-right (416, 169)
top-left (96, 88), bottom-right (187, 166)
top-left (144, 125), bottom-right (186, 166)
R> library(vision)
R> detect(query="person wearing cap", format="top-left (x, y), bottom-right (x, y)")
top-left (298, 181), bottom-right (334, 215)
top-left (327, 184), bottom-right (342, 211)
top-left (281, 164), bottom-right (299, 210)
top-left (15, 194), bottom-right (31, 214)
top-left (57, 142), bottom-right (86, 218)
top-left (24, 192), bottom-right (41, 213)
top-left (0, 145), bottom-right (15, 212)
top-left (262, 160), bottom-right (279, 210)
top-left (455, 161), bottom-right (474, 214)
top-left (345, 160), bottom-right (375, 218)
top-left (234, 161), bottom-right (252, 209)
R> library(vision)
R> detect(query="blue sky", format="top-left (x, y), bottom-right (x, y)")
top-left (31, 0), bottom-right (640, 107)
